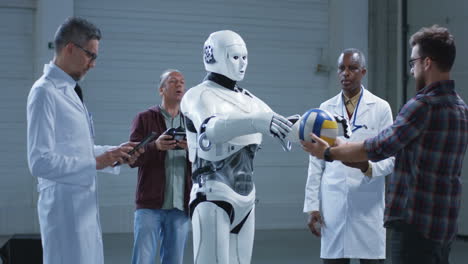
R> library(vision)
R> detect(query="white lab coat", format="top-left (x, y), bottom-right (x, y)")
top-left (27, 62), bottom-right (119, 264)
top-left (303, 87), bottom-right (394, 259)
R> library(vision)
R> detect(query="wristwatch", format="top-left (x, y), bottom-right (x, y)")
top-left (324, 147), bottom-right (333, 162)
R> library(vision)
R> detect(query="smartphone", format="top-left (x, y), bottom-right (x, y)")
top-left (112, 132), bottom-right (158, 167)
top-left (173, 131), bottom-right (186, 141)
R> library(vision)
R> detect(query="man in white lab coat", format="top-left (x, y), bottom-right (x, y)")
top-left (27, 17), bottom-right (142, 264)
top-left (303, 49), bottom-right (394, 264)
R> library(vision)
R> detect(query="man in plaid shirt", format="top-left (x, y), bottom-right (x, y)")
top-left (302, 25), bottom-right (468, 264)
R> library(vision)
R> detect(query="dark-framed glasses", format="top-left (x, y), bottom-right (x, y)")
top-left (408, 57), bottom-right (423, 68)
top-left (73, 42), bottom-right (97, 61)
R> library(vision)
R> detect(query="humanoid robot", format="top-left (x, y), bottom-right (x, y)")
top-left (180, 30), bottom-right (293, 264)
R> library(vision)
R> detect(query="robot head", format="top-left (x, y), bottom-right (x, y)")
top-left (203, 30), bottom-right (248, 81)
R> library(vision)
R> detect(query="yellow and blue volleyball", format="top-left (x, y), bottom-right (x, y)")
top-left (299, 108), bottom-right (338, 145)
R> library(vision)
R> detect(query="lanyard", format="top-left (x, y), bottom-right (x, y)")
top-left (342, 87), bottom-right (367, 132)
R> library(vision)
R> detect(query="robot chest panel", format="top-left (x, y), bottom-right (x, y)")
top-left (210, 89), bottom-right (266, 114)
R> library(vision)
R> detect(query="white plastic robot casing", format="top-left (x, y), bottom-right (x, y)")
top-left (181, 81), bottom-right (272, 162)
top-left (203, 30), bottom-right (248, 81)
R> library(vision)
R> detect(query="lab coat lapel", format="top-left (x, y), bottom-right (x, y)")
top-left (44, 63), bottom-right (86, 112)
top-left (354, 88), bottom-right (375, 121)
top-left (62, 84), bottom-right (86, 111)
top-left (328, 93), bottom-right (343, 118)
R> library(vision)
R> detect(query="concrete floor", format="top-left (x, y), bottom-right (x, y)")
top-left (102, 229), bottom-right (468, 264)
top-left (1, 230), bottom-right (467, 263)
top-left (103, 229), bottom-right (320, 264)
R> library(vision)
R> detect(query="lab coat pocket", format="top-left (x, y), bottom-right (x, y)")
top-left (37, 184), bottom-right (57, 217)
top-left (321, 189), bottom-right (346, 228)
top-left (349, 191), bottom-right (383, 221)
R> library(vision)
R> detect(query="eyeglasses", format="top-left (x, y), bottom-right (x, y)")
top-left (73, 43), bottom-right (97, 61)
top-left (408, 57), bottom-right (423, 68)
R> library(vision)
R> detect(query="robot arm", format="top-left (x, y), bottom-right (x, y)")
top-left (204, 111), bottom-right (292, 144)
top-left (182, 86), bottom-right (293, 156)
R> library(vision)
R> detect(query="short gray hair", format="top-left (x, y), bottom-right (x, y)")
top-left (158, 69), bottom-right (181, 89)
top-left (54, 17), bottom-right (101, 54)
top-left (338, 48), bottom-right (366, 68)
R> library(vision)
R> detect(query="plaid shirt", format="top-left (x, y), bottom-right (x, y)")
top-left (364, 80), bottom-right (468, 242)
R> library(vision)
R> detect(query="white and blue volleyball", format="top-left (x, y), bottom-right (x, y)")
top-left (299, 108), bottom-right (338, 145)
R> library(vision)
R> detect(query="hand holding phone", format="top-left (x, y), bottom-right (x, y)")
top-left (163, 127), bottom-right (186, 150)
top-left (112, 132), bottom-right (157, 167)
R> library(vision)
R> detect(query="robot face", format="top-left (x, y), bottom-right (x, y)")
top-left (225, 44), bottom-right (248, 81)
top-left (203, 30), bottom-right (248, 81)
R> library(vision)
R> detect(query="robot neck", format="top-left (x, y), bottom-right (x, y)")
top-left (205, 72), bottom-right (236, 90)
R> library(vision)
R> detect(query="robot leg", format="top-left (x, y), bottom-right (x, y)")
top-left (192, 201), bottom-right (231, 264)
top-left (229, 206), bottom-right (255, 264)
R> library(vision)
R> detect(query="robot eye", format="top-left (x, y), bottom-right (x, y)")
top-left (233, 56), bottom-right (239, 60)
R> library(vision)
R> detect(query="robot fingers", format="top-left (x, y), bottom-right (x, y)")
top-left (270, 123), bottom-right (285, 139)
top-left (333, 114), bottom-right (352, 139)
top-left (270, 120), bottom-right (293, 152)
top-left (271, 113), bottom-right (293, 136)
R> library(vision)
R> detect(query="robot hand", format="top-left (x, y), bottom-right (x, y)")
top-left (333, 115), bottom-right (352, 139)
top-left (287, 114), bottom-right (301, 125)
top-left (271, 113), bottom-right (294, 151)
top-left (284, 114), bottom-right (301, 144)
top-left (270, 113), bottom-right (293, 139)
top-left (252, 112), bottom-right (293, 151)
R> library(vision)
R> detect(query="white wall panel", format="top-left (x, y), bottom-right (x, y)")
top-left (75, 0), bottom-right (330, 231)
top-left (0, 5), bottom-right (37, 234)
top-left (0, 0), bottom-right (35, 9)
top-left (368, 0), bottom-right (399, 113)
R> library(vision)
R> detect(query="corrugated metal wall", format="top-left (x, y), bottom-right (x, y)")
top-left (0, 1), bottom-right (38, 234)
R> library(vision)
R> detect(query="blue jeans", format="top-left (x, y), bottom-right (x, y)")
top-left (131, 208), bottom-right (190, 264)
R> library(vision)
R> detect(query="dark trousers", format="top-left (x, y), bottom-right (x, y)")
top-left (323, 259), bottom-right (384, 264)
top-left (389, 222), bottom-right (452, 264)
